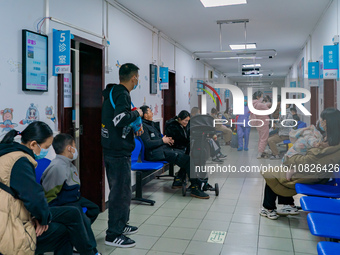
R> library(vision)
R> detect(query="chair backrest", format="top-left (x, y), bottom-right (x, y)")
top-left (297, 121), bottom-right (307, 129)
top-left (35, 158), bottom-right (51, 183)
top-left (136, 137), bottom-right (146, 161)
top-left (132, 138), bottom-right (142, 162)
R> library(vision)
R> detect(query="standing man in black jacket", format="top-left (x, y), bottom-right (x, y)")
top-left (101, 63), bottom-right (143, 248)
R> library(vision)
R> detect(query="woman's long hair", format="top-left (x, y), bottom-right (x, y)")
top-left (320, 108), bottom-right (340, 146)
top-left (1, 121), bottom-right (53, 144)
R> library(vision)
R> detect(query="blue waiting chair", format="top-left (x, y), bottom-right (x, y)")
top-left (317, 241), bottom-right (340, 255)
top-left (36, 158), bottom-right (88, 213)
top-left (300, 196), bottom-right (340, 215)
top-left (295, 170), bottom-right (340, 198)
top-left (131, 138), bottom-right (164, 205)
top-left (307, 213), bottom-right (340, 240)
top-left (136, 136), bottom-right (175, 178)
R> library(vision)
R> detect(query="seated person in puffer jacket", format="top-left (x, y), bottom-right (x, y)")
top-left (41, 134), bottom-right (100, 253)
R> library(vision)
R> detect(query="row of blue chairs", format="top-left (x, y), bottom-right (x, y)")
top-left (296, 170), bottom-right (340, 255)
top-left (131, 137), bottom-right (174, 206)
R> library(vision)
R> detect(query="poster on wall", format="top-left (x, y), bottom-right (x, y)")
top-left (22, 30), bottom-right (48, 92)
top-left (64, 73), bottom-right (72, 108)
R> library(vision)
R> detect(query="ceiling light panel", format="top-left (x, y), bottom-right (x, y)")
top-left (200, 0), bottom-right (247, 8)
top-left (230, 43), bottom-right (256, 50)
top-left (242, 64), bottom-right (261, 68)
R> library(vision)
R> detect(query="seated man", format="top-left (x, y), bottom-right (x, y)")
top-left (41, 133), bottom-right (100, 254)
top-left (140, 105), bottom-right (209, 199)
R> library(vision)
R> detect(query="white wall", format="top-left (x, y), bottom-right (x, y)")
top-left (286, 0), bottom-right (340, 125)
top-left (0, 0), bottom-right (213, 201)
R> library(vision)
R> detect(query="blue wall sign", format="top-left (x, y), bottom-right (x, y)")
top-left (159, 67), bottom-right (169, 90)
top-left (290, 81), bottom-right (297, 88)
top-left (225, 89), bottom-right (230, 98)
top-left (323, 45), bottom-right (339, 79)
top-left (308, 62), bottom-right (319, 86)
top-left (53, 29), bottom-right (71, 76)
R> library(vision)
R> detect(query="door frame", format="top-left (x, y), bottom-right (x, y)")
top-left (57, 35), bottom-right (106, 211)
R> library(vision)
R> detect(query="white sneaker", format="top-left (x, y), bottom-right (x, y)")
top-left (259, 208), bottom-right (279, 220)
top-left (270, 155), bottom-right (281, 160)
top-left (264, 149), bottom-right (272, 154)
top-left (257, 152), bottom-right (263, 159)
top-left (277, 205), bottom-right (299, 215)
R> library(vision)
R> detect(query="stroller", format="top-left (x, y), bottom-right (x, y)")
top-left (182, 114), bottom-right (219, 196)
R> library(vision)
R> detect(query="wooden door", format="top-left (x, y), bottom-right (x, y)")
top-left (324, 79), bottom-right (337, 109)
top-left (310, 87), bottom-right (319, 125)
top-left (162, 71), bottom-right (176, 128)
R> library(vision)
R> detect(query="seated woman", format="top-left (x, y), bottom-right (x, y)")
top-left (164, 110), bottom-right (190, 152)
top-left (0, 121), bottom-right (100, 255)
top-left (260, 108), bottom-right (340, 220)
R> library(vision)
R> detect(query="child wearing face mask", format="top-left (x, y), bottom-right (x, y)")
top-left (41, 133), bottom-right (101, 254)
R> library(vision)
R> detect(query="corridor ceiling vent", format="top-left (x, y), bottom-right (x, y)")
top-left (200, 0), bottom-right (247, 8)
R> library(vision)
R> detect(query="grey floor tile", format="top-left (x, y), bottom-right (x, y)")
top-left (96, 243), bottom-right (116, 255)
top-left (92, 219), bottom-right (108, 231)
top-left (220, 245), bottom-right (257, 255)
top-left (171, 217), bottom-right (202, 229)
top-left (228, 222), bottom-right (259, 235)
top-left (185, 240), bottom-right (223, 255)
top-left (231, 213), bottom-right (260, 224)
top-left (224, 232), bottom-right (258, 247)
top-left (293, 239), bottom-right (319, 254)
top-left (258, 236), bottom-right (293, 252)
top-left (204, 211), bottom-right (233, 222)
top-left (151, 237), bottom-right (190, 253)
top-left (162, 226), bottom-right (196, 240)
top-left (192, 229), bottom-right (213, 242)
top-left (257, 248), bottom-right (294, 255)
top-left (130, 235), bottom-right (159, 250)
top-left (110, 248), bottom-right (148, 255)
top-left (131, 206), bottom-right (159, 215)
top-left (259, 224), bottom-right (292, 238)
top-left (198, 219), bottom-right (230, 231)
top-left (137, 224), bottom-right (168, 237)
top-left (178, 209), bottom-right (207, 219)
top-left (152, 207), bottom-right (183, 217)
top-left (146, 251), bottom-right (182, 255)
top-left (144, 215), bottom-right (176, 226)
top-left (129, 214), bottom-right (151, 224)
top-left (291, 228), bottom-right (322, 241)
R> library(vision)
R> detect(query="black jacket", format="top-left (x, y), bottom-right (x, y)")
top-left (165, 118), bottom-right (189, 151)
top-left (140, 119), bottom-right (169, 161)
top-left (0, 142), bottom-right (51, 225)
top-left (101, 84), bottom-right (140, 157)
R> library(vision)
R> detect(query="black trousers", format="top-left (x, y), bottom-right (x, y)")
top-left (104, 154), bottom-right (131, 240)
top-left (36, 206), bottom-right (95, 255)
top-left (63, 197), bottom-right (100, 253)
top-left (262, 184), bottom-right (295, 210)
top-left (163, 148), bottom-right (190, 179)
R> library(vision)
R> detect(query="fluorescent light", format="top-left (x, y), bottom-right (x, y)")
top-left (230, 43), bottom-right (256, 50)
top-left (200, 0), bottom-right (247, 8)
top-left (242, 64), bottom-right (261, 68)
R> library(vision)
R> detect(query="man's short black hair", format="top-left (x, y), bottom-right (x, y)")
top-left (140, 105), bottom-right (150, 119)
top-left (119, 63), bottom-right (139, 83)
top-left (290, 107), bottom-right (297, 113)
top-left (53, 133), bottom-right (75, 154)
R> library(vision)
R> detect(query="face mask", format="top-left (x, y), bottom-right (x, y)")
top-left (71, 147), bottom-right (78, 160)
top-left (244, 102), bottom-right (247, 106)
top-left (35, 144), bottom-right (49, 160)
top-left (133, 77), bottom-right (138, 90)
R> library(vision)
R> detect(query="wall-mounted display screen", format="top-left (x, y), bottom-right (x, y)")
top-left (150, 64), bottom-right (157, 94)
top-left (22, 29), bottom-right (48, 92)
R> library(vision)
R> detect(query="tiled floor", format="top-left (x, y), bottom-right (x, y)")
top-left (53, 130), bottom-right (326, 255)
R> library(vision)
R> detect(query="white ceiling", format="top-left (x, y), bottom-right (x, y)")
top-left (115, 0), bottom-right (332, 86)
